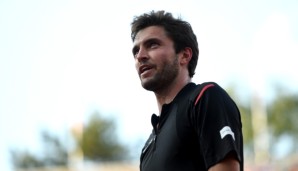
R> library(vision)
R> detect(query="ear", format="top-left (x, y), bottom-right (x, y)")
top-left (179, 47), bottom-right (192, 65)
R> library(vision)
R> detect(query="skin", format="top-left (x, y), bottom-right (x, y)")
top-left (209, 153), bottom-right (240, 171)
top-left (132, 26), bottom-right (240, 171)
top-left (133, 26), bottom-right (191, 112)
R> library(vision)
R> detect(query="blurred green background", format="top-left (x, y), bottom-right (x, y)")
top-left (1, 0), bottom-right (297, 170)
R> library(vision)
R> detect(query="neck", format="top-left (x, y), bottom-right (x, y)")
top-left (155, 76), bottom-right (191, 114)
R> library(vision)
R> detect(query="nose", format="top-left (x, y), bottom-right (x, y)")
top-left (135, 47), bottom-right (149, 63)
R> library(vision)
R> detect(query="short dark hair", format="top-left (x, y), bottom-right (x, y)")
top-left (131, 10), bottom-right (199, 78)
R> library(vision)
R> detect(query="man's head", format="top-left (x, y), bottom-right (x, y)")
top-left (131, 10), bottom-right (199, 78)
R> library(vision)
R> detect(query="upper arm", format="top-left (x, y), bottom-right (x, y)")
top-left (208, 153), bottom-right (240, 171)
top-left (192, 83), bottom-right (243, 170)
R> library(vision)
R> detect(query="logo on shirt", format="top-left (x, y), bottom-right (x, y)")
top-left (220, 126), bottom-right (235, 140)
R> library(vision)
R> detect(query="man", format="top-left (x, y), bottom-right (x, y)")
top-left (130, 10), bottom-right (243, 171)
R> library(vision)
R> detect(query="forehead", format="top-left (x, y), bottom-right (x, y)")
top-left (133, 26), bottom-right (170, 45)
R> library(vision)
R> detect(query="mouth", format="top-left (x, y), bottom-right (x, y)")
top-left (139, 65), bottom-right (153, 75)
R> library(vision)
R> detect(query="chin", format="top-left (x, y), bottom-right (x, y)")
top-left (141, 80), bottom-right (156, 91)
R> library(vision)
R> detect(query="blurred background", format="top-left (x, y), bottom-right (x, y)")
top-left (1, 0), bottom-right (297, 171)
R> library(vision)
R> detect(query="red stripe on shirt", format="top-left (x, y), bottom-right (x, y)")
top-left (194, 84), bottom-right (215, 106)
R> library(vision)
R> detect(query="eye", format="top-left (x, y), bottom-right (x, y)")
top-left (132, 47), bottom-right (139, 58)
top-left (148, 42), bottom-right (159, 49)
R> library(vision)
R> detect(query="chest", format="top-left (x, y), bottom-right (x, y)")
top-left (140, 105), bottom-right (204, 171)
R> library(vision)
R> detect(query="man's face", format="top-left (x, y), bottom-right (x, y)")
top-left (132, 26), bottom-right (179, 92)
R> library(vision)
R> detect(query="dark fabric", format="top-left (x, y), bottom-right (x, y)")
top-left (140, 82), bottom-right (243, 171)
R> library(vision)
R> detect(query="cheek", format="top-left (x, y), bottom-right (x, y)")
top-left (135, 61), bottom-right (139, 71)
top-left (156, 52), bottom-right (175, 64)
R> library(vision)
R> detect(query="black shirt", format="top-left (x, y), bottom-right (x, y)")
top-left (140, 82), bottom-right (243, 171)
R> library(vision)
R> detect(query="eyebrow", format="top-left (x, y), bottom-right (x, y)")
top-left (132, 37), bottom-right (161, 54)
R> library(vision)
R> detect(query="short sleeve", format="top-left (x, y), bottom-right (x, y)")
top-left (192, 83), bottom-right (243, 169)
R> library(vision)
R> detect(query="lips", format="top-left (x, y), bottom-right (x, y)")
top-left (139, 65), bottom-right (153, 75)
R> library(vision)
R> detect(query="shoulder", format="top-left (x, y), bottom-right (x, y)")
top-left (192, 82), bottom-right (225, 105)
